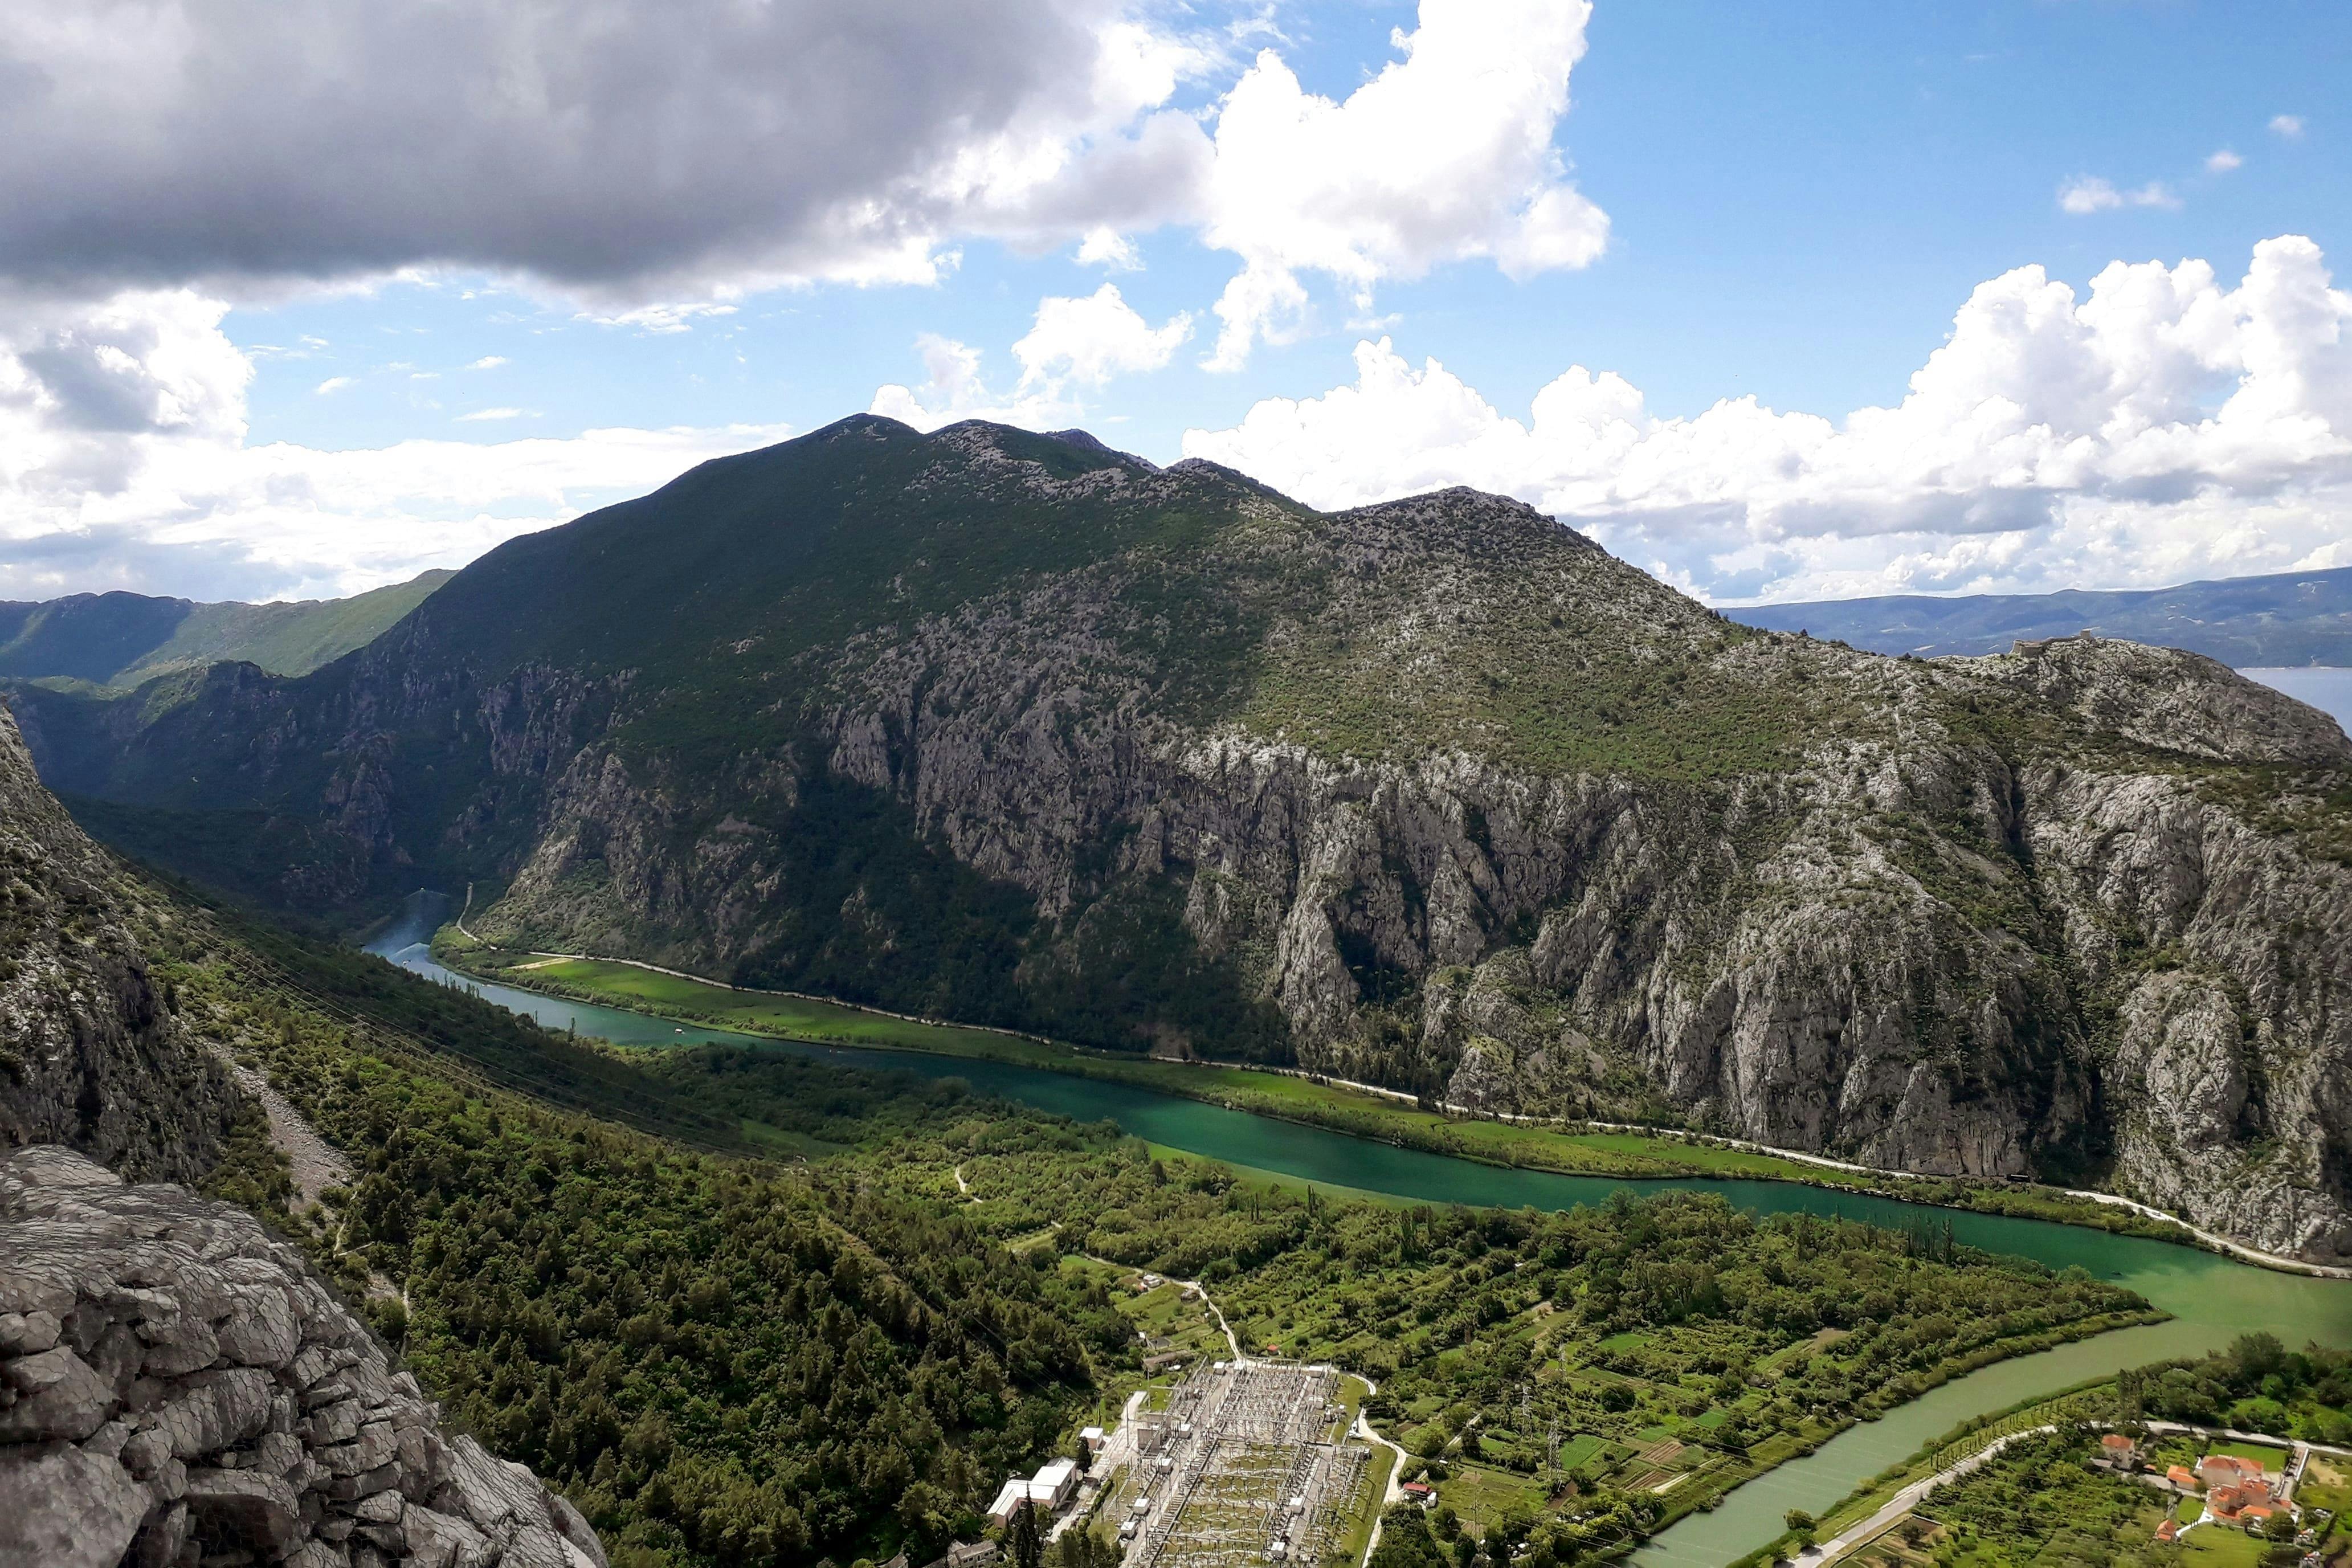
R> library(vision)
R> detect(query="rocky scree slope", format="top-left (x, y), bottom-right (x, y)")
top-left (10, 417), bottom-right (2352, 1260)
top-left (0, 704), bottom-right (242, 1180)
top-left (0, 1144), bottom-right (605, 1568)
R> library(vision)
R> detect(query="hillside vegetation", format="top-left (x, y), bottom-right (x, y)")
top-left (0, 568), bottom-right (450, 687)
top-left (7, 417), bottom-right (2352, 1263)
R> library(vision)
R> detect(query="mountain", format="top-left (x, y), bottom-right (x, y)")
top-left (0, 692), bottom-right (1086, 1566)
top-left (7, 415), bottom-right (2351, 1261)
top-left (1732, 565), bottom-right (2352, 666)
top-left (0, 699), bottom-right (243, 1179)
top-left (0, 569), bottom-right (454, 689)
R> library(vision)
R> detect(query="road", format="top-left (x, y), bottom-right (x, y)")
top-left (1807, 1418), bottom-right (2350, 1567)
top-left (1804, 1428), bottom-right (2051, 1566)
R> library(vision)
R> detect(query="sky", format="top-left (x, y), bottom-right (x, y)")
top-left (0, 0), bottom-right (2346, 607)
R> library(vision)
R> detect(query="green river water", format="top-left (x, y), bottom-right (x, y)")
top-left (366, 903), bottom-right (2352, 1567)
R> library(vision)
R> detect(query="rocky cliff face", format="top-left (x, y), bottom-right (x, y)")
top-left (0, 1145), bottom-right (605, 1568)
top-left (484, 473), bottom-right (2352, 1260)
top-left (11, 419), bottom-right (2352, 1261)
top-left (0, 705), bottom-right (242, 1180)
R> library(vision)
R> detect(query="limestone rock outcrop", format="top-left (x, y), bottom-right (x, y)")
top-left (0, 1145), bottom-right (605, 1568)
top-left (0, 705), bottom-right (242, 1181)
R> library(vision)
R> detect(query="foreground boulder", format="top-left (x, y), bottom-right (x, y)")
top-left (0, 1145), bottom-right (605, 1568)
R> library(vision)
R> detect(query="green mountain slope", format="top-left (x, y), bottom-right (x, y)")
top-left (0, 567), bottom-right (452, 687)
top-left (6, 415), bottom-right (2351, 1264)
top-left (1733, 565), bottom-right (2352, 666)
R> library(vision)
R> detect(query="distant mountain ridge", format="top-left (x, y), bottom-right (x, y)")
top-left (1732, 564), bottom-right (2352, 666)
top-left (0, 569), bottom-right (454, 688)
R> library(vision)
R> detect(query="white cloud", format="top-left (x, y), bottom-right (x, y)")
top-left (314, 375), bottom-right (355, 395)
top-left (869, 281), bottom-right (1190, 430)
top-left (0, 0), bottom-right (1609, 377)
top-left (2057, 177), bottom-right (2180, 215)
top-left (867, 333), bottom-right (1080, 434)
top-left (1013, 284), bottom-right (1190, 388)
top-left (1182, 236), bottom-right (2352, 603)
top-left (1192, 0), bottom-right (1607, 369)
top-left (2206, 149), bottom-right (2244, 174)
top-left (455, 407), bottom-right (530, 422)
top-left (2271, 114), bottom-right (2306, 140)
top-left (575, 303), bottom-right (742, 334)
top-left (0, 288), bottom-right (786, 599)
top-left (466, 356), bottom-right (508, 371)
top-left (1076, 227), bottom-right (1142, 270)
top-left (0, 0), bottom-right (1203, 304)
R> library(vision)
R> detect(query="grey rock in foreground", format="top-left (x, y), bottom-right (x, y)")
top-left (0, 1145), bottom-right (605, 1568)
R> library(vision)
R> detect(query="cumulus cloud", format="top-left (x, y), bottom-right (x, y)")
top-left (0, 0), bottom-right (1212, 304)
top-left (465, 356), bottom-right (507, 371)
top-left (2058, 177), bottom-right (2180, 214)
top-left (0, 289), bottom-right (785, 599)
top-left (867, 334), bottom-right (1081, 434)
top-left (1076, 227), bottom-right (1144, 271)
top-left (2206, 149), bottom-right (2244, 174)
top-left (314, 376), bottom-right (354, 395)
top-left (2271, 114), bottom-right (2306, 140)
top-left (455, 407), bottom-right (530, 422)
top-left (1013, 284), bottom-right (1190, 388)
top-left (869, 281), bottom-right (1191, 430)
top-left (1193, 0), bottom-right (1607, 369)
top-left (1182, 236), bottom-right (2352, 603)
top-left (0, 0), bottom-right (1608, 378)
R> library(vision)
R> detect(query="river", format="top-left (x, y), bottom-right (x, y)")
top-left (364, 895), bottom-right (2352, 1568)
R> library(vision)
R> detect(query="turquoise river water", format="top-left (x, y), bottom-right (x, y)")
top-left (364, 899), bottom-right (2352, 1568)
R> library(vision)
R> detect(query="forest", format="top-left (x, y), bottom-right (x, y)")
top-left (178, 924), bottom-right (2158, 1568)
top-left (2121, 1335), bottom-right (2352, 1446)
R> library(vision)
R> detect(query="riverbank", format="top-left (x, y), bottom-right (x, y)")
top-left (431, 930), bottom-right (2330, 1269)
top-left (1764, 1379), bottom-right (2125, 1568)
top-left (1758, 1395), bottom-right (2352, 1568)
top-left (382, 918), bottom-right (2350, 1568)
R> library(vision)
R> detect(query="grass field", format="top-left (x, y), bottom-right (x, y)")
top-left (2178, 1521), bottom-right (2270, 1568)
top-left (1340, 1443), bottom-right (1399, 1566)
top-left (450, 943), bottom-right (1841, 1181)
top-left (1554, 1434), bottom-right (1607, 1471)
top-left (2300, 1453), bottom-right (2352, 1517)
top-left (2206, 1439), bottom-right (2290, 1471)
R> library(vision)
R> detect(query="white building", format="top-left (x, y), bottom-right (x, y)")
top-left (986, 1458), bottom-right (1083, 1525)
top-left (1032, 1458), bottom-right (1080, 1508)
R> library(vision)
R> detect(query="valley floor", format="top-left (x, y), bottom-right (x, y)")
top-left (434, 932), bottom-right (2296, 1267)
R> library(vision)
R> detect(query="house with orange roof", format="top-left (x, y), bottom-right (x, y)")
top-left (2202, 1453), bottom-right (2272, 1488)
top-left (2210, 1474), bottom-right (2286, 1527)
top-left (2155, 1520), bottom-right (2179, 1543)
top-left (2168, 1465), bottom-right (2201, 1490)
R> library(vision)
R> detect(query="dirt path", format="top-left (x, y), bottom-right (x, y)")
top-left (1351, 1369), bottom-right (1411, 1565)
top-left (226, 1061), bottom-right (352, 1210)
